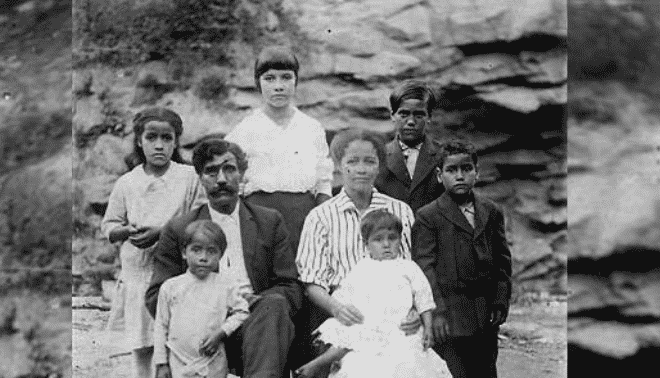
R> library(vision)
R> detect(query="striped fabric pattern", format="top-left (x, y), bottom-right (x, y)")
top-left (296, 188), bottom-right (415, 291)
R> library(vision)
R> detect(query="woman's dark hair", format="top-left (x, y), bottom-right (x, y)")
top-left (436, 139), bottom-right (479, 169)
top-left (125, 107), bottom-right (186, 169)
top-left (254, 46), bottom-right (300, 92)
top-left (329, 128), bottom-right (387, 169)
top-left (183, 219), bottom-right (228, 256)
top-left (389, 79), bottom-right (438, 115)
top-left (360, 209), bottom-right (403, 242)
top-left (191, 137), bottom-right (249, 175)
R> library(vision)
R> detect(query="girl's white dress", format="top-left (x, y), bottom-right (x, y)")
top-left (316, 258), bottom-right (452, 378)
top-left (154, 271), bottom-right (250, 378)
top-left (101, 161), bottom-right (206, 350)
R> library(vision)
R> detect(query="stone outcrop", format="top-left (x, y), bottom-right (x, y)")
top-left (567, 1), bottom-right (660, 374)
top-left (73, 0), bottom-right (567, 295)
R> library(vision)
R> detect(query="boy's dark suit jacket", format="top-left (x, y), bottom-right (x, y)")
top-left (145, 201), bottom-right (303, 318)
top-left (375, 135), bottom-right (445, 213)
top-left (412, 192), bottom-right (512, 337)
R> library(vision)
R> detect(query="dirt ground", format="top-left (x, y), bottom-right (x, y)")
top-left (72, 295), bottom-right (566, 378)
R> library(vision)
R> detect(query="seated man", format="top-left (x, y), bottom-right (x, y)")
top-left (146, 137), bottom-right (303, 378)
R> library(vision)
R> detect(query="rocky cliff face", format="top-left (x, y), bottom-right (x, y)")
top-left (0, 1), bottom-right (72, 376)
top-left (73, 0), bottom-right (567, 295)
top-left (567, 0), bottom-right (660, 375)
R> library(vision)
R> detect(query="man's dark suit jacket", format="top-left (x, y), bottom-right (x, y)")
top-left (412, 192), bottom-right (512, 337)
top-left (145, 201), bottom-right (303, 318)
top-left (375, 135), bottom-right (445, 213)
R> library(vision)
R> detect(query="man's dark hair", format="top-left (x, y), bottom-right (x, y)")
top-left (191, 137), bottom-right (248, 175)
top-left (389, 80), bottom-right (438, 115)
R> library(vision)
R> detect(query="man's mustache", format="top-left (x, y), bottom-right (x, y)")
top-left (208, 184), bottom-right (237, 196)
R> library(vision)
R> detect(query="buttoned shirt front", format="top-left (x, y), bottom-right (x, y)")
top-left (209, 202), bottom-right (254, 296)
top-left (398, 138), bottom-right (423, 178)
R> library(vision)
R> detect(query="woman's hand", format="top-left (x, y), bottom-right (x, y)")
top-left (155, 364), bottom-right (172, 378)
top-left (331, 302), bottom-right (364, 326)
top-left (399, 308), bottom-right (422, 336)
top-left (129, 226), bottom-right (161, 249)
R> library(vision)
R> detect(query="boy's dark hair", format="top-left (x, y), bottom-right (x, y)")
top-left (126, 107), bottom-right (186, 169)
top-left (254, 46), bottom-right (300, 92)
top-left (360, 209), bottom-right (403, 242)
top-left (389, 80), bottom-right (438, 115)
top-left (191, 137), bottom-right (249, 175)
top-left (183, 219), bottom-right (228, 255)
top-left (436, 140), bottom-right (479, 169)
top-left (329, 128), bottom-right (386, 168)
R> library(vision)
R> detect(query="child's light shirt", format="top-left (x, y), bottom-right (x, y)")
top-left (317, 257), bottom-right (451, 378)
top-left (224, 107), bottom-right (333, 197)
top-left (319, 257), bottom-right (435, 352)
top-left (153, 271), bottom-right (250, 377)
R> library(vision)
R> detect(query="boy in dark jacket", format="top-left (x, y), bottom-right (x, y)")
top-left (412, 140), bottom-right (512, 378)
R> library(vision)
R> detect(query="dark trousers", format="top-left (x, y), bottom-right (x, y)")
top-left (244, 191), bottom-right (316, 253)
top-left (434, 327), bottom-right (500, 378)
top-left (226, 293), bottom-right (296, 378)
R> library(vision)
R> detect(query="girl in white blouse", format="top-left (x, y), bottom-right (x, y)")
top-left (225, 45), bottom-right (334, 252)
top-left (102, 107), bottom-right (206, 378)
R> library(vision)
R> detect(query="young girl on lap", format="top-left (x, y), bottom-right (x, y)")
top-left (295, 210), bottom-right (451, 378)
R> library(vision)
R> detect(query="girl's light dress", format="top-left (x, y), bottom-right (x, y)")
top-left (316, 258), bottom-right (452, 378)
top-left (101, 161), bottom-right (206, 350)
top-left (154, 270), bottom-right (250, 378)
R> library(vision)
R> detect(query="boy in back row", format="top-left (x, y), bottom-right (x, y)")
top-left (413, 140), bottom-right (512, 378)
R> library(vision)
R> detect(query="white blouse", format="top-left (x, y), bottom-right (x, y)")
top-left (224, 107), bottom-right (333, 197)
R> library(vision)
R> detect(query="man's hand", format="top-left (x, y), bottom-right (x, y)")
top-left (129, 226), bottom-right (160, 249)
top-left (490, 307), bottom-right (506, 328)
top-left (331, 302), bottom-right (364, 326)
top-left (199, 329), bottom-right (226, 357)
top-left (155, 364), bottom-right (172, 378)
top-left (399, 308), bottom-right (422, 336)
top-left (432, 315), bottom-right (450, 344)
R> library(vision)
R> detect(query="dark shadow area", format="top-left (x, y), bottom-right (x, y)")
top-left (568, 344), bottom-right (660, 377)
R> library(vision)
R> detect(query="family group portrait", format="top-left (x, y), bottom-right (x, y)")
top-left (1, 0), bottom-right (572, 377)
top-left (69, 0), bottom-right (568, 377)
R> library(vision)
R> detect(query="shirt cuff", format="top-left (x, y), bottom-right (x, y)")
top-left (314, 181), bottom-right (333, 198)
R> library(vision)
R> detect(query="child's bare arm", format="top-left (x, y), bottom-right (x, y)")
top-left (420, 310), bottom-right (434, 349)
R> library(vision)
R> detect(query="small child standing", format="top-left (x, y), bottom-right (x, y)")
top-left (153, 220), bottom-right (249, 378)
top-left (101, 107), bottom-right (206, 378)
top-left (295, 210), bottom-right (451, 378)
top-left (412, 140), bottom-right (512, 378)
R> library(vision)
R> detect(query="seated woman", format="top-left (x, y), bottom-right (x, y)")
top-left (295, 210), bottom-right (451, 378)
top-left (295, 128), bottom-right (419, 375)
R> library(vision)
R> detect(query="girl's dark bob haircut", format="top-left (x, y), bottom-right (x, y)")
top-left (253, 46), bottom-right (300, 92)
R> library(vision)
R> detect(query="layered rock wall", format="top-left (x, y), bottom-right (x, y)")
top-left (567, 0), bottom-right (660, 375)
top-left (73, 0), bottom-right (567, 295)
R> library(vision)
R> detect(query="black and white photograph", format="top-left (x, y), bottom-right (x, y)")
top-left (5, 0), bottom-right (569, 377)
